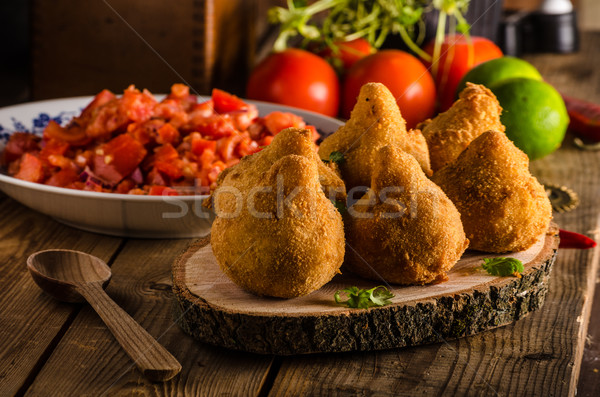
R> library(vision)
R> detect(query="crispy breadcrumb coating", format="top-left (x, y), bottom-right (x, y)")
top-left (419, 83), bottom-right (505, 172)
top-left (210, 128), bottom-right (346, 298)
top-left (431, 130), bottom-right (552, 253)
top-left (345, 146), bottom-right (468, 285)
top-left (319, 82), bottom-right (432, 190)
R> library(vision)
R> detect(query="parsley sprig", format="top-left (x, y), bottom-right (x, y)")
top-left (323, 151), bottom-right (345, 165)
top-left (481, 257), bottom-right (524, 278)
top-left (334, 285), bottom-right (394, 308)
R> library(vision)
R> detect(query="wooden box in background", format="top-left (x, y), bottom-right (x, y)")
top-left (31, 0), bottom-right (283, 100)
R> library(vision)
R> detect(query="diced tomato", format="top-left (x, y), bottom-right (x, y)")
top-left (206, 161), bottom-right (226, 186)
top-left (46, 155), bottom-right (72, 169)
top-left (84, 98), bottom-right (127, 139)
top-left (74, 150), bottom-right (93, 169)
top-left (1, 133), bottom-right (40, 164)
top-left (259, 135), bottom-right (274, 147)
top-left (146, 167), bottom-right (167, 186)
top-left (236, 137), bottom-right (260, 157)
top-left (121, 86), bottom-right (157, 122)
top-left (194, 115), bottom-right (237, 139)
top-left (1, 85), bottom-right (318, 196)
top-left (82, 89), bottom-right (117, 115)
top-left (189, 133), bottom-right (217, 157)
top-left (217, 134), bottom-right (244, 163)
top-left (93, 134), bottom-right (147, 184)
top-left (263, 111), bottom-right (306, 135)
top-left (167, 84), bottom-right (197, 111)
top-left (153, 144), bottom-right (179, 162)
top-left (14, 153), bottom-right (44, 183)
top-left (306, 125), bottom-right (320, 142)
top-left (39, 138), bottom-right (70, 166)
top-left (188, 100), bottom-right (214, 124)
top-left (229, 105), bottom-right (259, 131)
top-left (153, 98), bottom-right (188, 122)
top-left (212, 88), bottom-right (248, 113)
top-left (156, 123), bottom-right (180, 145)
top-left (45, 167), bottom-right (79, 187)
top-left (127, 119), bottom-right (164, 146)
top-left (148, 185), bottom-right (179, 196)
top-left (154, 161), bottom-right (182, 180)
top-left (152, 144), bottom-right (183, 180)
top-left (170, 84), bottom-right (189, 99)
top-left (43, 120), bottom-right (89, 145)
top-left (115, 179), bottom-right (136, 194)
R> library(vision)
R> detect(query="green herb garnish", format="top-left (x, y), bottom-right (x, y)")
top-left (323, 151), bottom-right (345, 165)
top-left (331, 199), bottom-right (347, 214)
top-left (268, 0), bottom-right (471, 64)
top-left (334, 286), bottom-right (394, 308)
top-left (481, 257), bottom-right (524, 278)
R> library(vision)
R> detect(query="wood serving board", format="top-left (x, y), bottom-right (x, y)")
top-left (172, 225), bottom-right (559, 355)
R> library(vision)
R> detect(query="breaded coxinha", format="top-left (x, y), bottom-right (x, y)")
top-left (319, 82), bottom-right (432, 190)
top-left (418, 83), bottom-right (505, 172)
top-left (431, 130), bottom-right (552, 253)
top-left (345, 145), bottom-right (468, 285)
top-left (210, 128), bottom-right (346, 298)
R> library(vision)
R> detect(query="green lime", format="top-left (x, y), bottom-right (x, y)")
top-left (490, 77), bottom-right (568, 160)
top-left (456, 56), bottom-right (542, 97)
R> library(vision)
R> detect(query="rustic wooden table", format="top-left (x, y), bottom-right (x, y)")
top-left (0, 32), bottom-right (598, 397)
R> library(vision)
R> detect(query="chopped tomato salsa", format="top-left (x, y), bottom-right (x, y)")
top-left (1, 84), bottom-right (319, 195)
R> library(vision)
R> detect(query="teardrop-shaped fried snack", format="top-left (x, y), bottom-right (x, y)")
top-left (345, 145), bottom-right (468, 285)
top-left (418, 83), bottom-right (505, 172)
top-left (431, 130), bottom-right (552, 253)
top-left (319, 82), bottom-right (432, 190)
top-left (210, 128), bottom-right (345, 298)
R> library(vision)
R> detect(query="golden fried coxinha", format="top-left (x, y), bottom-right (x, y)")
top-left (345, 145), bottom-right (468, 285)
top-left (431, 131), bottom-right (552, 253)
top-left (319, 82), bottom-right (432, 190)
top-left (418, 83), bottom-right (505, 172)
top-left (210, 128), bottom-right (346, 298)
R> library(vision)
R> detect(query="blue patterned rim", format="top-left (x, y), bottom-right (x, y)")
top-left (0, 109), bottom-right (80, 144)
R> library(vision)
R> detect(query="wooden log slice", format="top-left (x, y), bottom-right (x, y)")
top-left (172, 225), bottom-right (559, 355)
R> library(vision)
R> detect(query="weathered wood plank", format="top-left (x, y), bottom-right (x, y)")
top-left (525, 31), bottom-right (600, 397)
top-left (24, 239), bottom-right (274, 396)
top-left (0, 195), bottom-right (122, 396)
top-left (267, 32), bottom-right (600, 397)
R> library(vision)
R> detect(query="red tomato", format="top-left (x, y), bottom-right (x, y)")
top-left (15, 153), bottom-right (44, 183)
top-left (93, 134), bottom-right (147, 184)
top-left (246, 48), bottom-right (340, 117)
top-left (1, 132), bottom-right (40, 164)
top-left (46, 167), bottom-right (79, 187)
top-left (423, 35), bottom-right (503, 111)
top-left (342, 50), bottom-right (436, 129)
top-left (318, 38), bottom-right (374, 71)
top-left (148, 185), bottom-right (179, 196)
top-left (212, 88), bottom-right (248, 113)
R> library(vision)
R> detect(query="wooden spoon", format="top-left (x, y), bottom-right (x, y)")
top-left (27, 249), bottom-right (182, 382)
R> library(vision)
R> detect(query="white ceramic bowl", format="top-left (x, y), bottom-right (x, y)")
top-left (0, 97), bottom-right (343, 238)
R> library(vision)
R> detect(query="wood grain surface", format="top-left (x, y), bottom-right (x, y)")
top-left (26, 248), bottom-right (181, 381)
top-left (0, 198), bottom-right (122, 396)
top-left (22, 239), bottom-right (274, 396)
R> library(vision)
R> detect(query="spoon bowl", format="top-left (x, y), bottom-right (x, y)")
top-left (28, 249), bottom-right (111, 303)
top-left (27, 249), bottom-right (181, 381)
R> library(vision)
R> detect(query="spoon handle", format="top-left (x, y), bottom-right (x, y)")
top-left (76, 282), bottom-right (182, 381)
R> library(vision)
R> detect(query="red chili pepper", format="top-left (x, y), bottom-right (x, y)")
top-left (562, 95), bottom-right (600, 142)
top-left (558, 229), bottom-right (597, 249)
